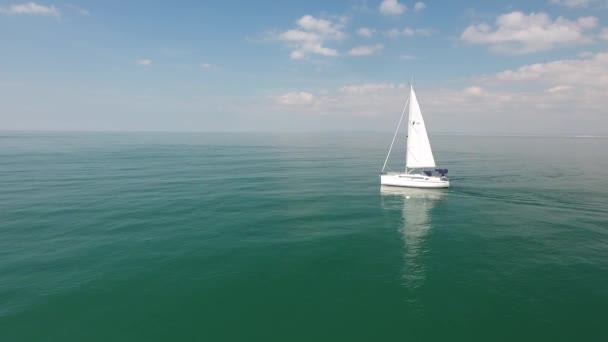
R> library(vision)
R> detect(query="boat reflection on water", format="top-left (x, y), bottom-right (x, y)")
top-left (380, 186), bottom-right (446, 289)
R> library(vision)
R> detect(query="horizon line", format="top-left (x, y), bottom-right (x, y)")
top-left (1, 129), bottom-right (607, 139)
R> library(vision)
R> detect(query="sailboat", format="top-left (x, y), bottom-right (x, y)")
top-left (380, 84), bottom-right (449, 188)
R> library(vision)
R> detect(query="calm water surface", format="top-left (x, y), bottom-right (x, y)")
top-left (1, 132), bottom-right (607, 341)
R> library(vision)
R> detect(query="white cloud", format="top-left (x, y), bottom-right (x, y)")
top-left (549, 0), bottom-right (594, 8)
top-left (278, 29), bottom-right (319, 42)
top-left (348, 44), bottom-right (384, 56)
top-left (290, 51), bottom-right (305, 60)
top-left (201, 63), bottom-right (213, 69)
top-left (545, 85), bottom-right (572, 93)
top-left (66, 4), bottom-right (89, 16)
top-left (357, 27), bottom-right (374, 37)
top-left (380, 0), bottom-right (406, 15)
top-left (340, 83), bottom-right (405, 93)
top-left (414, 2), bottom-right (426, 11)
top-left (296, 15), bottom-right (346, 39)
top-left (136, 59), bottom-right (152, 66)
top-left (288, 43), bottom-right (339, 59)
top-left (0, 2), bottom-right (59, 16)
top-left (400, 55), bottom-right (416, 60)
top-left (274, 15), bottom-right (345, 60)
top-left (276, 91), bottom-right (316, 105)
top-left (387, 29), bottom-right (401, 38)
top-left (490, 52), bottom-right (608, 88)
top-left (404, 27), bottom-right (431, 36)
top-left (266, 52), bottom-right (608, 134)
top-left (387, 27), bottom-right (432, 38)
top-left (600, 28), bottom-right (608, 41)
top-left (464, 86), bottom-right (483, 96)
top-left (461, 11), bottom-right (598, 54)
top-left (579, 16), bottom-right (599, 29)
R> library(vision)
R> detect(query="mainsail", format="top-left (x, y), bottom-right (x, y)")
top-left (406, 86), bottom-right (436, 169)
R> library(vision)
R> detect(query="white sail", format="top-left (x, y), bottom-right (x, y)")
top-left (406, 86), bottom-right (436, 169)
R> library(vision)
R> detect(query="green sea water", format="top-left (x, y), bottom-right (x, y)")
top-left (1, 132), bottom-right (607, 341)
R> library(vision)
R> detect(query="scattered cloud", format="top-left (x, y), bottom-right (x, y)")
top-left (273, 15), bottom-right (345, 60)
top-left (400, 55), bottom-right (416, 60)
top-left (296, 15), bottom-right (346, 38)
top-left (340, 83), bottom-right (406, 94)
top-left (387, 27), bottom-right (432, 38)
top-left (350, 0), bottom-right (372, 12)
top-left (488, 52), bottom-right (608, 88)
top-left (461, 11), bottom-right (598, 54)
top-left (387, 29), bottom-right (400, 37)
top-left (200, 63), bottom-right (213, 69)
top-left (275, 91), bottom-right (316, 105)
top-left (464, 86), bottom-right (483, 96)
top-left (549, 0), bottom-right (594, 8)
top-left (403, 27), bottom-right (432, 36)
top-left (266, 52), bottom-right (608, 134)
top-left (289, 45), bottom-right (338, 60)
top-left (414, 2), bottom-right (426, 11)
top-left (357, 27), bottom-right (375, 37)
top-left (66, 4), bottom-right (89, 16)
top-left (136, 59), bottom-right (152, 67)
top-left (545, 85), bottom-right (572, 93)
top-left (348, 44), bottom-right (384, 56)
top-left (0, 2), bottom-right (60, 17)
top-left (380, 0), bottom-right (406, 15)
top-left (600, 28), bottom-right (608, 40)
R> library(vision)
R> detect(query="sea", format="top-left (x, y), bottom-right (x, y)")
top-left (1, 132), bottom-right (607, 341)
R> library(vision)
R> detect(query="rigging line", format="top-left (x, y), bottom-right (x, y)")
top-left (381, 96), bottom-right (410, 173)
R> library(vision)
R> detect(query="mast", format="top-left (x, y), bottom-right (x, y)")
top-left (405, 83), bottom-right (414, 173)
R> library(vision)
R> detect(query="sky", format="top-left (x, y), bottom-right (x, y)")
top-left (1, 0), bottom-right (608, 134)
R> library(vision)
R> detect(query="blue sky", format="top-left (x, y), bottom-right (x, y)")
top-left (1, 0), bottom-right (608, 134)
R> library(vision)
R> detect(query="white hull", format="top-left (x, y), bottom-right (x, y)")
top-left (380, 173), bottom-right (449, 188)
